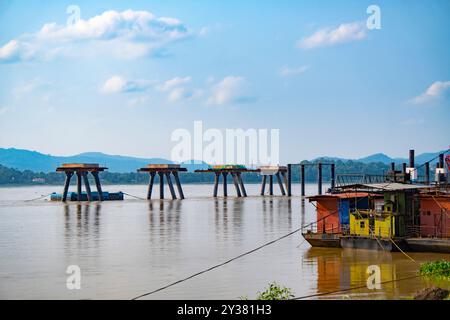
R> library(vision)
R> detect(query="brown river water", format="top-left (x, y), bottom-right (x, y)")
top-left (0, 184), bottom-right (448, 299)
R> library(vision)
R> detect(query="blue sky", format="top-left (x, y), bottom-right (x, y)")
top-left (0, 0), bottom-right (449, 163)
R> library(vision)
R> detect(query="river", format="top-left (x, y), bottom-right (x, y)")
top-left (0, 184), bottom-right (448, 299)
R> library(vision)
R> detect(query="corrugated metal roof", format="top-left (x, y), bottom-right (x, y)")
top-left (349, 183), bottom-right (430, 191)
top-left (307, 192), bottom-right (372, 201)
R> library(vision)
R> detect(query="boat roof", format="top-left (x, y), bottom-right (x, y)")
top-left (307, 192), bottom-right (374, 201)
top-left (336, 182), bottom-right (431, 191)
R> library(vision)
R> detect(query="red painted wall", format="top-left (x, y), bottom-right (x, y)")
top-left (419, 197), bottom-right (450, 238)
top-left (316, 198), bottom-right (339, 233)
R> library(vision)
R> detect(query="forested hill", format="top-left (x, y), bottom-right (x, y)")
top-left (0, 160), bottom-right (436, 186)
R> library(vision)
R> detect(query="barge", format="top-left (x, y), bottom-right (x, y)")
top-left (405, 238), bottom-right (450, 253)
top-left (303, 181), bottom-right (449, 252)
top-left (50, 191), bottom-right (124, 201)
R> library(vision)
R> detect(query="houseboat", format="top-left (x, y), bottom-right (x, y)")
top-left (303, 182), bottom-right (449, 252)
top-left (303, 192), bottom-right (373, 248)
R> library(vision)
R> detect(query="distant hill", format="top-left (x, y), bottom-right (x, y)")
top-left (0, 148), bottom-right (208, 173)
top-left (314, 150), bottom-right (447, 165)
top-left (357, 153), bottom-right (395, 164)
top-left (0, 147), bottom-right (447, 173)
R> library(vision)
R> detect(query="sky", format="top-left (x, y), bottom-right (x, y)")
top-left (0, 0), bottom-right (449, 163)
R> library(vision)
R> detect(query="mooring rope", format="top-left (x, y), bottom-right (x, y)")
top-left (24, 193), bottom-right (52, 202)
top-left (130, 208), bottom-right (344, 300)
top-left (388, 237), bottom-right (416, 263)
top-left (121, 192), bottom-right (147, 200)
top-left (131, 227), bottom-right (302, 300)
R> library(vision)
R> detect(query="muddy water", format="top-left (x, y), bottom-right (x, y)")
top-left (0, 184), bottom-right (448, 299)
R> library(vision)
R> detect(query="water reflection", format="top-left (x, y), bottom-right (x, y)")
top-left (214, 199), bottom-right (229, 241)
top-left (63, 203), bottom-right (101, 238)
top-left (302, 248), bottom-right (425, 299)
top-left (300, 198), bottom-right (306, 229)
top-left (148, 200), bottom-right (181, 248)
top-left (63, 203), bottom-right (102, 264)
top-left (261, 197), bottom-right (293, 234)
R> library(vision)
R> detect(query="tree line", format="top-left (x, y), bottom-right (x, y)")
top-left (0, 160), bottom-right (399, 186)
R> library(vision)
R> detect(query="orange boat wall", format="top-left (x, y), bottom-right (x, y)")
top-left (419, 196), bottom-right (450, 238)
top-left (316, 198), bottom-right (339, 233)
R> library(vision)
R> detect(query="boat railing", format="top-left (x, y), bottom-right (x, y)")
top-left (406, 225), bottom-right (450, 239)
top-left (352, 209), bottom-right (396, 217)
top-left (335, 174), bottom-right (388, 187)
top-left (304, 220), bottom-right (342, 235)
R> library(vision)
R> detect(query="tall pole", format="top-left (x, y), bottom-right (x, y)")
top-left (232, 173), bottom-right (242, 197)
top-left (287, 164), bottom-right (292, 196)
top-left (390, 162), bottom-right (396, 182)
top-left (438, 154), bottom-right (444, 183)
top-left (425, 162), bottom-right (430, 185)
top-left (82, 172), bottom-right (92, 201)
top-left (147, 172), bottom-right (155, 199)
top-left (222, 172), bottom-right (228, 197)
top-left (269, 175), bottom-right (273, 195)
top-left (158, 172), bottom-right (164, 199)
top-left (62, 172), bottom-right (73, 202)
top-left (172, 171), bottom-right (185, 199)
top-left (301, 164), bottom-right (305, 197)
top-left (261, 175), bottom-right (267, 195)
top-left (237, 173), bottom-right (247, 197)
top-left (165, 172), bottom-right (176, 199)
top-left (92, 172), bottom-right (103, 201)
top-left (317, 163), bottom-right (322, 195)
top-left (330, 163), bottom-right (335, 190)
top-left (276, 172), bottom-right (286, 195)
top-left (409, 149), bottom-right (415, 168)
top-left (213, 172), bottom-right (219, 197)
top-left (402, 162), bottom-right (408, 182)
top-left (439, 154), bottom-right (444, 169)
top-left (76, 171), bottom-right (82, 201)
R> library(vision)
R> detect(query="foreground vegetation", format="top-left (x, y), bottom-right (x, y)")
top-left (419, 260), bottom-right (450, 279)
top-left (241, 282), bottom-right (294, 300)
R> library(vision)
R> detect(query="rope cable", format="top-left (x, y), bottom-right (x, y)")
top-left (131, 227), bottom-right (301, 300)
top-left (24, 193), bottom-right (52, 202)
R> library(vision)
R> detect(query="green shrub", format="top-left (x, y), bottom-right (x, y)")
top-left (255, 282), bottom-right (294, 300)
top-left (419, 260), bottom-right (450, 279)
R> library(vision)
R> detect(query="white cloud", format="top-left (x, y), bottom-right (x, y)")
top-left (0, 9), bottom-right (190, 63)
top-left (100, 75), bottom-right (149, 94)
top-left (156, 76), bottom-right (196, 102)
top-left (280, 65), bottom-right (310, 77)
top-left (0, 40), bottom-right (23, 62)
top-left (127, 95), bottom-right (151, 107)
top-left (298, 22), bottom-right (366, 49)
top-left (158, 76), bottom-right (192, 92)
top-left (410, 81), bottom-right (450, 105)
top-left (207, 76), bottom-right (252, 106)
top-left (168, 87), bottom-right (191, 102)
